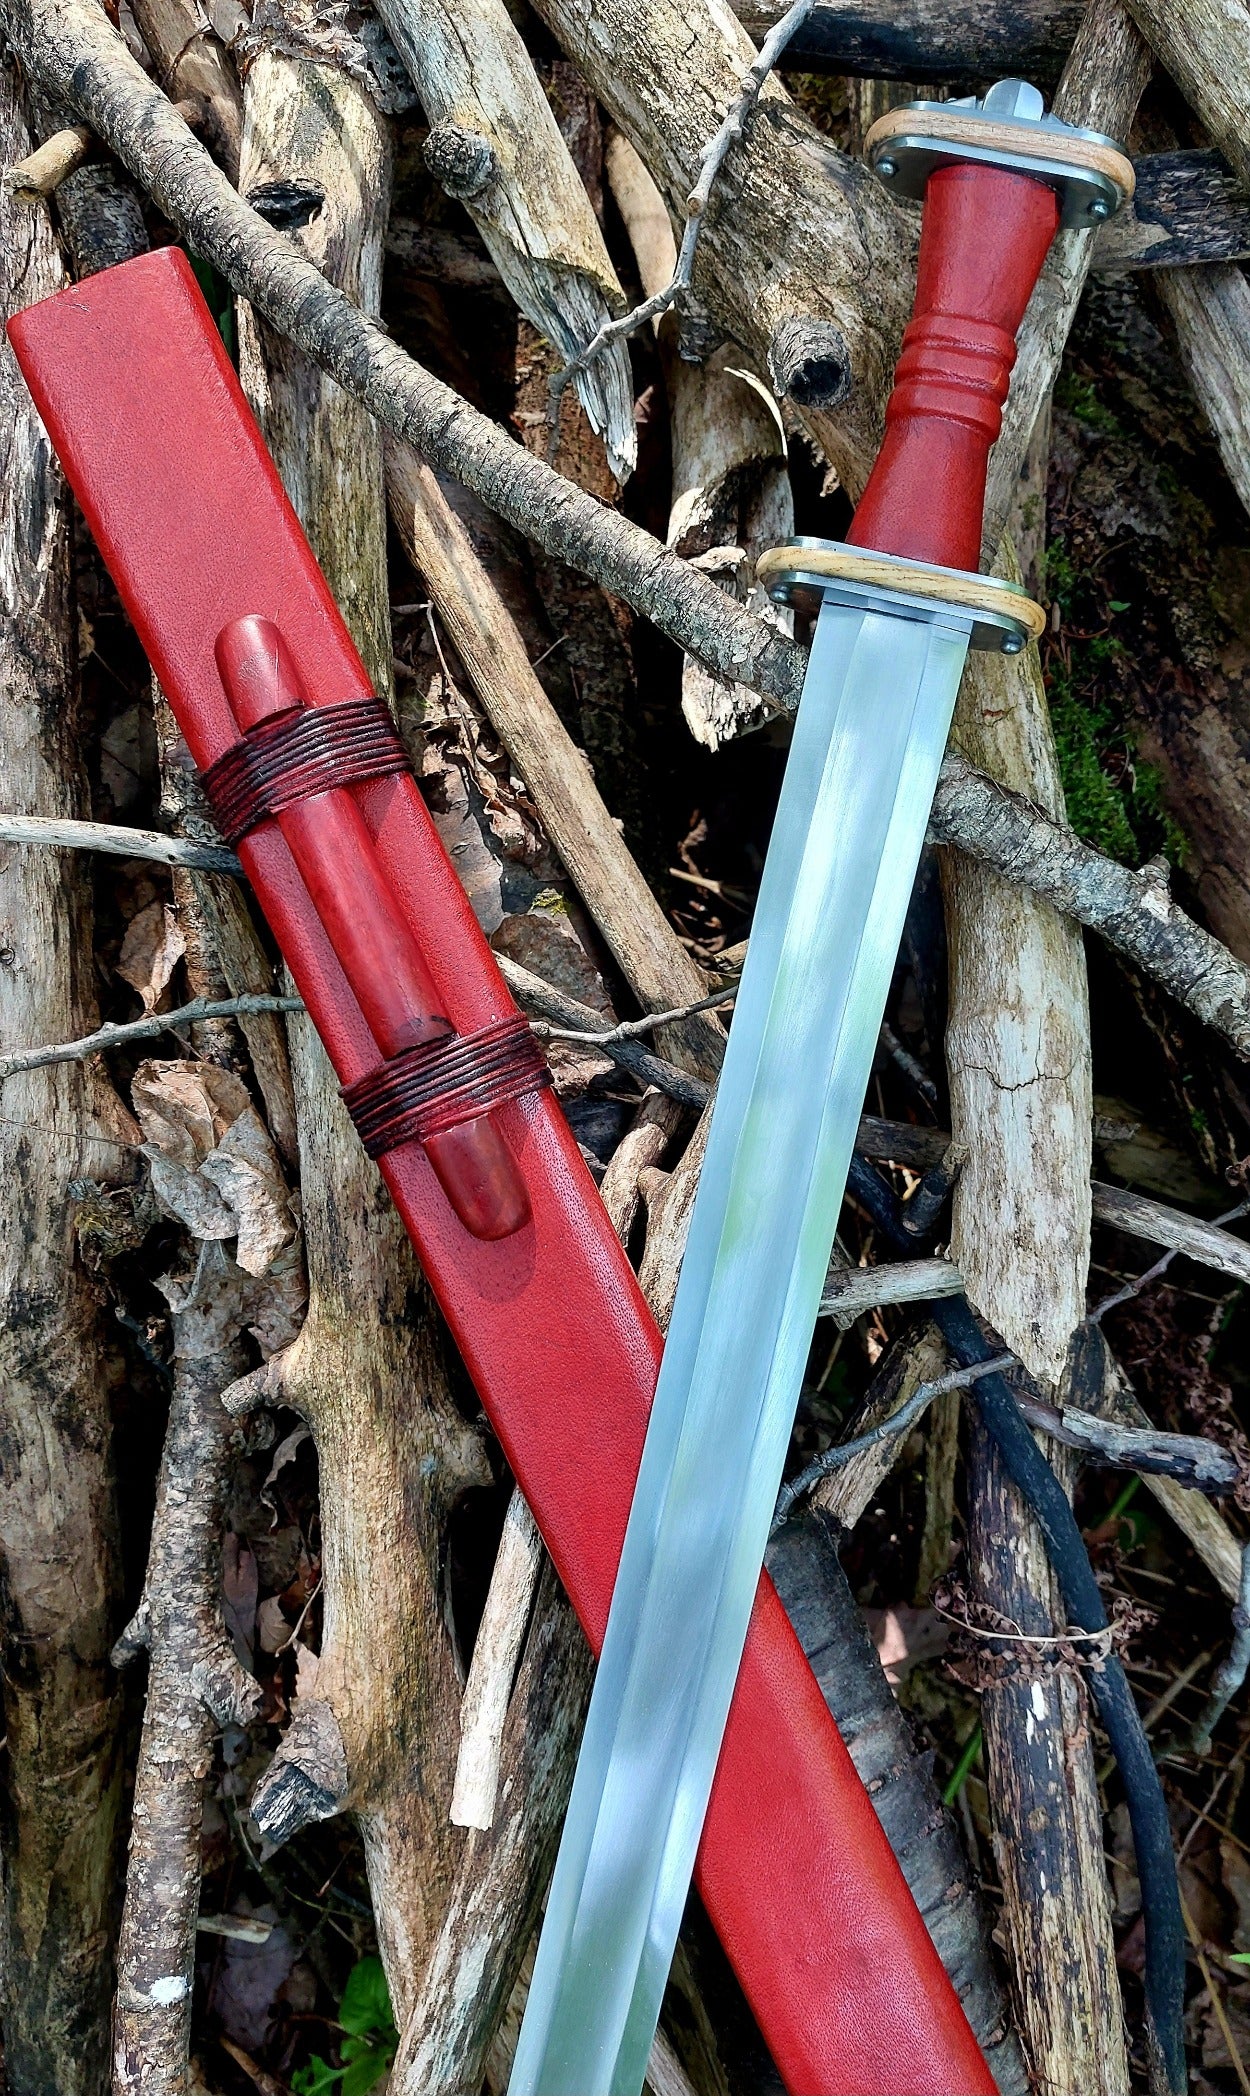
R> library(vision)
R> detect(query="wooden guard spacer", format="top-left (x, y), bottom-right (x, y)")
top-left (755, 542), bottom-right (1047, 651)
top-left (865, 104), bottom-right (1135, 204)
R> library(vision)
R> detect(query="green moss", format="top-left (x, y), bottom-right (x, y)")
top-left (1055, 370), bottom-right (1123, 438)
top-left (1043, 539), bottom-right (1187, 869)
top-left (1048, 673), bottom-right (1138, 862)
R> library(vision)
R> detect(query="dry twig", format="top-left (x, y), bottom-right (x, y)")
top-left (549, 0), bottom-right (818, 406)
top-left (1185, 1544), bottom-right (1250, 1756)
top-left (0, 810), bottom-right (241, 870)
top-left (0, 993), bottom-right (304, 1080)
top-left (929, 752), bottom-right (1250, 1063)
top-left (771, 1353), bottom-right (1016, 1534)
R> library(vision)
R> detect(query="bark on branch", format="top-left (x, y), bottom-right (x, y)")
top-left (112, 1244), bottom-right (260, 2096)
top-left (928, 750), bottom-right (1250, 1062)
top-left (228, 40), bottom-right (488, 2021)
top-left (0, 66), bottom-right (126, 2095)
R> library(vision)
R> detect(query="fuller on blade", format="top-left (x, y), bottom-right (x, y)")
top-left (512, 80), bottom-right (1132, 2096)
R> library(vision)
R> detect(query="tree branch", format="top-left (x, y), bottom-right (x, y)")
top-left (112, 1241), bottom-right (261, 2096)
top-left (0, 810), bottom-right (241, 871)
top-left (928, 750), bottom-right (1250, 1061)
top-left (1184, 1544), bottom-right (1250, 1755)
top-left (0, 994), bottom-right (304, 1080)
top-left (771, 1352), bottom-right (1016, 1535)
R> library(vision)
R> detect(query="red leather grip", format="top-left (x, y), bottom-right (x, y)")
top-left (850, 163), bottom-right (1060, 568)
top-left (8, 247), bottom-right (996, 2096)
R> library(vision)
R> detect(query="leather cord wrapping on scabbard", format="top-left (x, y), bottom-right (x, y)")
top-left (200, 695), bottom-right (408, 846)
top-left (202, 697), bottom-right (551, 1162)
top-left (343, 1014), bottom-right (552, 1158)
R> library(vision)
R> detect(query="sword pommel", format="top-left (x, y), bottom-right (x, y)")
top-left (853, 81), bottom-right (1132, 574)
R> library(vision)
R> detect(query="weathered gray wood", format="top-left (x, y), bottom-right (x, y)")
top-left (965, 1408), bottom-right (1128, 2092)
top-left (941, 497), bottom-right (1127, 2088)
top-left (390, 1559), bottom-right (593, 2096)
top-left (112, 1256), bottom-right (257, 2096)
top-left (730, 0), bottom-right (1083, 85)
top-left (1096, 149), bottom-right (1250, 273)
top-left (386, 215), bottom-right (499, 287)
top-left (1126, 0), bottom-right (1250, 193)
top-left (604, 126), bottom-right (792, 748)
top-left (528, 0), bottom-right (920, 495)
top-left (1015, 1392), bottom-right (1239, 1490)
top-left (983, 0), bottom-right (1150, 555)
top-left (820, 1253), bottom-right (962, 1321)
top-left (384, 440), bottom-right (723, 1077)
top-left (127, 0), bottom-right (241, 177)
top-left (1158, 260), bottom-right (1250, 521)
top-left (928, 750), bottom-right (1250, 1062)
top-left (0, 65), bottom-right (128, 2096)
top-left (371, 0), bottom-right (638, 481)
top-left (3, 0), bottom-right (809, 715)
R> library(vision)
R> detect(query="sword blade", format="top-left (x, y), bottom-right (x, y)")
top-left (511, 597), bottom-right (972, 2096)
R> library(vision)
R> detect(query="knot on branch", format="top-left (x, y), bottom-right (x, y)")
top-left (220, 1348), bottom-right (291, 1418)
top-left (423, 120), bottom-right (498, 202)
top-left (250, 1696), bottom-right (348, 1846)
top-left (767, 316), bottom-right (852, 411)
top-left (1136, 853), bottom-right (1174, 920)
top-left (246, 178), bottom-right (324, 231)
top-left (111, 1597), bottom-right (152, 1670)
top-left (191, 1645), bottom-right (264, 1729)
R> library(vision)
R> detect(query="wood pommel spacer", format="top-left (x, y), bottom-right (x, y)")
top-left (756, 540), bottom-right (1047, 655)
top-left (865, 80), bottom-right (1134, 230)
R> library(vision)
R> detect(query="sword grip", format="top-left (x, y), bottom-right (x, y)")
top-left (216, 615), bottom-right (532, 1241)
top-left (849, 162), bottom-right (1060, 571)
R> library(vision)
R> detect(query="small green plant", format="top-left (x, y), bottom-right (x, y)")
top-left (292, 1957), bottom-right (397, 2096)
top-left (1055, 370), bottom-right (1123, 438)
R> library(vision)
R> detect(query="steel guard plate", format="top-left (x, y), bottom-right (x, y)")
top-left (9, 245), bottom-right (993, 2096)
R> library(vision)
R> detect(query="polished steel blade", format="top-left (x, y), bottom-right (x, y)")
top-left (510, 596), bottom-right (972, 2096)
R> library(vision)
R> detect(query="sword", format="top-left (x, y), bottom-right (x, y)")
top-left (511, 79), bottom-right (1132, 2096)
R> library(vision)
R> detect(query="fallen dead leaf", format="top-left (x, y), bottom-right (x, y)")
top-left (243, 1243), bottom-right (307, 1359)
top-left (133, 1062), bottom-right (296, 1277)
top-left (117, 900), bottom-right (186, 1013)
top-left (200, 1108), bottom-right (296, 1276)
top-left (133, 1060), bottom-right (252, 1171)
top-left (865, 1604), bottom-right (951, 1688)
top-left (256, 1595), bottom-right (291, 1657)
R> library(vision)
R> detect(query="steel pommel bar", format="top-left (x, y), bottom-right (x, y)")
top-left (8, 243), bottom-right (991, 2095)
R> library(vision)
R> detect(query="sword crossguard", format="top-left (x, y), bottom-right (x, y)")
top-left (851, 79), bottom-right (1132, 575)
top-left (756, 540), bottom-right (1047, 654)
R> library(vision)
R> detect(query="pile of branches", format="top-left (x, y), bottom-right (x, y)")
top-left (4, 0), bottom-right (1250, 2089)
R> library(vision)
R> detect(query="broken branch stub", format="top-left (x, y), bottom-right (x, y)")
top-left (374, 0), bottom-right (637, 481)
top-left (528, 0), bottom-right (914, 492)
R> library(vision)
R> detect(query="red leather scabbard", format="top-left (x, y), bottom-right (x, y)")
top-left (10, 245), bottom-right (994, 2096)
